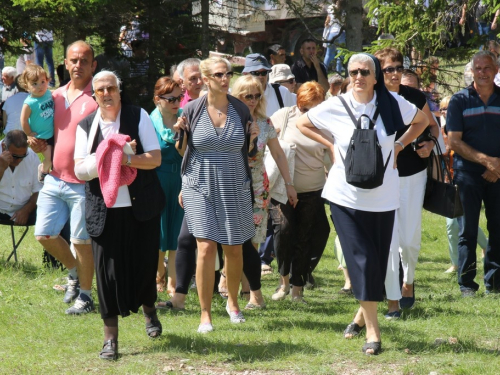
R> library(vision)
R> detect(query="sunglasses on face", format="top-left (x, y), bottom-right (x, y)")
top-left (211, 72), bottom-right (234, 79)
top-left (250, 70), bottom-right (269, 77)
top-left (243, 93), bottom-right (262, 101)
top-left (348, 69), bottom-right (371, 77)
top-left (381, 66), bottom-right (404, 74)
top-left (159, 94), bottom-right (185, 103)
top-left (94, 86), bottom-right (118, 96)
top-left (12, 152), bottom-right (28, 159)
top-left (277, 78), bottom-right (295, 85)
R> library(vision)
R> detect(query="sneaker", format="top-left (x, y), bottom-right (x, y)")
top-left (65, 294), bottom-right (95, 315)
top-left (271, 285), bottom-right (290, 301)
top-left (226, 303), bottom-right (246, 323)
top-left (384, 311), bottom-right (401, 320)
top-left (63, 275), bottom-right (79, 303)
top-left (445, 266), bottom-right (458, 273)
top-left (461, 288), bottom-right (476, 298)
top-left (197, 322), bottom-right (214, 334)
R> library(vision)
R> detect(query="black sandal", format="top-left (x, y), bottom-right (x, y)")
top-left (144, 309), bottom-right (162, 339)
top-left (343, 321), bottom-right (365, 339)
top-left (99, 339), bottom-right (118, 360)
top-left (362, 341), bottom-right (382, 355)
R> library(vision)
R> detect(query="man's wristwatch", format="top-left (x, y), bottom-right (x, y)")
top-left (126, 154), bottom-right (132, 166)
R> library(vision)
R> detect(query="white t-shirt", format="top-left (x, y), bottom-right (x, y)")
top-left (265, 83), bottom-right (296, 118)
top-left (307, 91), bottom-right (417, 212)
top-left (74, 108), bottom-right (160, 208)
top-left (0, 143), bottom-right (42, 217)
top-left (2, 92), bottom-right (29, 134)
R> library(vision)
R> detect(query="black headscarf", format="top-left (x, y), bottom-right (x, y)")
top-left (360, 53), bottom-right (406, 136)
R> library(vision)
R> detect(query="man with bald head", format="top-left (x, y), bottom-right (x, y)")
top-left (447, 50), bottom-right (500, 297)
top-left (33, 40), bottom-right (99, 314)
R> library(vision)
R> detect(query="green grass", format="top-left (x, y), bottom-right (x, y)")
top-left (1, 208), bottom-right (499, 374)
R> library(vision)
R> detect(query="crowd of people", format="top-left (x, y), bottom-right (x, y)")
top-left (1, 9), bottom-right (500, 360)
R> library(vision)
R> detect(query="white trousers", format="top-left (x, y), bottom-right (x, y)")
top-left (384, 169), bottom-right (427, 299)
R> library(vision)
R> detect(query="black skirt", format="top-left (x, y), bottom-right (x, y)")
top-left (329, 202), bottom-right (395, 302)
top-left (92, 207), bottom-right (160, 319)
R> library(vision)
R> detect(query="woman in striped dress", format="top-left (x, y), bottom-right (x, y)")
top-left (180, 57), bottom-right (255, 333)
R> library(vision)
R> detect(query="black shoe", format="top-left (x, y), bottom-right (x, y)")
top-left (399, 283), bottom-right (415, 309)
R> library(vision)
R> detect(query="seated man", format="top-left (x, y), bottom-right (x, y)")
top-left (0, 130), bottom-right (42, 226)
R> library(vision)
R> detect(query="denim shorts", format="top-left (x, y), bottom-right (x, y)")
top-left (34, 174), bottom-right (90, 244)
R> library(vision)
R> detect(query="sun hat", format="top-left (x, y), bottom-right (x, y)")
top-left (269, 64), bottom-right (295, 84)
top-left (243, 53), bottom-right (272, 73)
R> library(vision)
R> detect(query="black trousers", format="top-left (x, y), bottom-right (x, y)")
top-left (175, 217), bottom-right (262, 295)
top-left (269, 190), bottom-right (330, 287)
top-left (330, 202), bottom-right (394, 301)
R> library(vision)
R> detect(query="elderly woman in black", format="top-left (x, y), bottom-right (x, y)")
top-left (297, 53), bottom-right (428, 355)
top-left (74, 70), bottom-right (164, 360)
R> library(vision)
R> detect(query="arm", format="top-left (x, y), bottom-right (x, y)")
top-left (10, 192), bottom-right (38, 225)
top-left (459, 4), bottom-right (467, 25)
top-left (20, 104), bottom-right (35, 141)
top-left (492, 8), bottom-right (500, 30)
top-left (416, 103), bottom-right (440, 158)
top-left (394, 108), bottom-right (429, 167)
top-left (175, 116), bottom-right (188, 156)
top-left (267, 137), bottom-right (298, 207)
top-left (448, 131), bottom-right (500, 178)
top-left (296, 113), bottom-right (335, 157)
top-left (0, 151), bottom-right (12, 181)
top-left (121, 149), bottom-right (161, 169)
top-left (310, 55), bottom-right (329, 91)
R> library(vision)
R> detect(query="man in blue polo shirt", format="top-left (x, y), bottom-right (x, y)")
top-left (447, 50), bottom-right (500, 297)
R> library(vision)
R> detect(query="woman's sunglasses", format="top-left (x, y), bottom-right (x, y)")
top-left (159, 94), bottom-right (185, 103)
top-left (348, 69), bottom-right (371, 77)
top-left (244, 94), bottom-right (262, 101)
top-left (211, 72), bottom-right (234, 79)
top-left (250, 71), bottom-right (269, 77)
top-left (94, 86), bottom-right (119, 96)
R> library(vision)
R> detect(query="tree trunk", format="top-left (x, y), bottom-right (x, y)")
top-left (201, 0), bottom-right (210, 57)
top-left (345, 0), bottom-right (364, 52)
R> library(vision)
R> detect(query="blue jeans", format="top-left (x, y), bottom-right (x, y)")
top-left (34, 41), bottom-right (55, 86)
top-left (323, 32), bottom-right (345, 73)
top-left (455, 170), bottom-right (500, 291)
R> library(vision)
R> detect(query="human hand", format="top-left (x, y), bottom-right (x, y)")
top-left (11, 207), bottom-right (29, 226)
top-left (286, 185), bottom-right (298, 208)
top-left (310, 54), bottom-right (321, 68)
top-left (129, 139), bottom-right (137, 154)
top-left (28, 138), bottom-right (48, 153)
top-left (485, 157), bottom-right (500, 178)
top-left (459, 17), bottom-right (465, 26)
top-left (492, 21), bottom-right (498, 30)
top-left (178, 191), bottom-right (183, 209)
top-left (416, 140), bottom-right (434, 158)
top-left (174, 116), bottom-right (188, 132)
top-left (482, 169), bottom-right (499, 183)
top-left (0, 150), bottom-right (13, 170)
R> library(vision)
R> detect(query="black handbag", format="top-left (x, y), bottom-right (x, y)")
top-left (423, 135), bottom-right (463, 218)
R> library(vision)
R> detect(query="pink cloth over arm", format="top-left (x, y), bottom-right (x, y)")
top-left (96, 134), bottom-right (137, 208)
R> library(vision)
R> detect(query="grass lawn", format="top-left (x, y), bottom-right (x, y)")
top-left (1, 207), bottom-right (499, 375)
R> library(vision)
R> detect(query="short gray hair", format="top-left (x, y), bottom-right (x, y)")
top-left (177, 58), bottom-right (201, 80)
top-left (4, 130), bottom-right (28, 149)
top-left (347, 54), bottom-right (376, 75)
top-left (2, 66), bottom-right (17, 79)
top-left (472, 50), bottom-right (499, 69)
top-left (92, 70), bottom-right (122, 90)
top-left (328, 73), bottom-right (343, 85)
top-left (170, 64), bottom-right (178, 77)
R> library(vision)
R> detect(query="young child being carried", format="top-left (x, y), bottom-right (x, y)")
top-left (20, 64), bottom-right (54, 182)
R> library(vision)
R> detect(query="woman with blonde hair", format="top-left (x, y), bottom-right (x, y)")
top-left (180, 57), bottom-right (254, 332)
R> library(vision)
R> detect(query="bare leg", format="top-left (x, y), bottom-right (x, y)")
top-left (360, 301), bottom-right (381, 349)
top-left (156, 251), bottom-right (166, 293)
top-left (218, 263), bottom-right (228, 297)
top-left (248, 289), bottom-right (264, 306)
top-left (342, 268), bottom-right (352, 290)
top-left (37, 236), bottom-right (76, 270)
top-left (344, 307), bottom-right (366, 339)
top-left (167, 250), bottom-right (176, 295)
top-left (223, 244), bottom-right (243, 313)
top-left (74, 243), bottom-right (94, 291)
top-left (387, 299), bottom-right (399, 313)
top-left (401, 282), bottom-right (414, 298)
top-left (103, 316), bottom-right (118, 342)
top-left (195, 239), bottom-right (217, 324)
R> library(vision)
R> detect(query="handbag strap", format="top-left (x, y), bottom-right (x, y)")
top-left (279, 107), bottom-right (291, 140)
top-left (427, 133), bottom-right (453, 183)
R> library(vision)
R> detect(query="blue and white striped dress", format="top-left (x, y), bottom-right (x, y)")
top-left (182, 103), bottom-right (255, 245)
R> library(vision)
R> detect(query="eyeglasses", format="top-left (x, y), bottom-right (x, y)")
top-left (381, 66), bottom-right (404, 74)
top-left (94, 86), bottom-right (118, 96)
top-left (12, 152), bottom-right (28, 159)
top-left (211, 72), bottom-right (234, 79)
top-left (277, 78), bottom-right (295, 85)
top-left (243, 93), bottom-right (262, 101)
top-left (348, 69), bottom-right (371, 77)
top-left (159, 94), bottom-right (185, 103)
top-left (249, 70), bottom-right (269, 77)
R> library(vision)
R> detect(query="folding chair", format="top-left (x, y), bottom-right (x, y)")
top-left (0, 219), bottom-right (32, 262)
